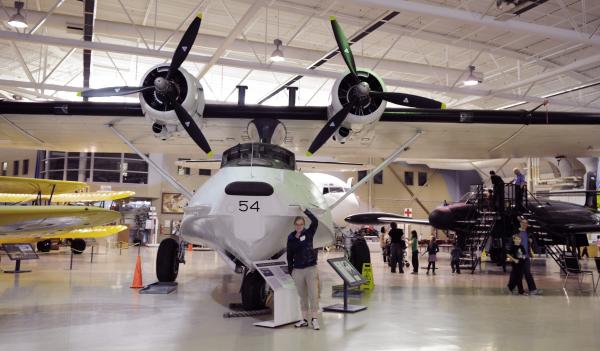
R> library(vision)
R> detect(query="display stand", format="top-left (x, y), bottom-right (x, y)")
top-left (139, 282), bottom-right (178, 294)
top-left (252, 259), bottom-right (301, 328)
top-left (323, 257), bottom-right (367, 313)
top-left (2, 244), bottom-right (38, 274)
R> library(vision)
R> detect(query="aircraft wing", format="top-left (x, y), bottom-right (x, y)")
top-left (345, 212), bottom-right (430, 225)
top-left (0, 176), bottom-right (88, 195)
top-left (0, 191), bottom-right (135, 203)
top-left (50, 191), bottom-right (135, 202)
top-left (0, 225), bottom-right (127, 244)
top-left (0, 206), bottom-right (121, 236)
top-left (3, 101), bottom-right (600, 159)
top-left (176, 158), bottom-right (372, 172)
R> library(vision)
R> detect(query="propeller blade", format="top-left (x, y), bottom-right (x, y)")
top-left (172, 101), bottom-right (213, 156)
top-left (78, 86), bottom-right (153, 98)
top-left (306, 102), bottom-right (354, 156)
top-left (370, 91), bottom-right (446, 109)
top-left (330, 16), bottom-right (359, 81)
top-left (167, 13), bottom-right (202, 80)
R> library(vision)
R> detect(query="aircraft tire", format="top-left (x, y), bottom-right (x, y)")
top-left (156, 238), bottom-right (179, 282)
top-left (241, 271), bottom-right (267, 311)
top-left (71, 239), bottom-right (86, 254)
top-left (36, 240), bottom-right (52, 253)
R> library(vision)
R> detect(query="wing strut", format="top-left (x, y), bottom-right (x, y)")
top-left (328, 130), bottom-right (424, 210)
top-left (108, 124), bottom-right (194, 199)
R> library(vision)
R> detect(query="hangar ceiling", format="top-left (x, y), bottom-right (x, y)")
top-left (0, 0), bottom-right (599, 112)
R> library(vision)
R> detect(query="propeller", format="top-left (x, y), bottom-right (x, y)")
top-left (78, 85), bottom-right (153, 98)
top-left (78, 14), bottom-right (212, 156)
top-left (305, 17), bottom-right (447, 156)
top-left (306, 99), bottom-right (356, 156)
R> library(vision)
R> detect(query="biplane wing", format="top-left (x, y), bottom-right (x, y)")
top-left (0, 176), bottom-right (88, 195)
top-left (0, 206), bottom-right (121, 236)
top-left (0, 225), bottom-right (128, 244)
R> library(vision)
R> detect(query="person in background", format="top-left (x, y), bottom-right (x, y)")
top-left (287, 207), bottom-right (321, 330)
top-left (597, 235), bottom-right (600, 257)
top-left (426, 236), bottom-right (440, 275)
top-left (517, 219), bottom-right (542, 295)
top-left (513, 168), bottom-right (526, 211)
top-left (380, 226), bottom-right (389, 263)
top-left (580, 245), bottom-right (589, 259)
top-left (450, 242), bottom-right (461, 274)
top-left (490, 170), bottom-right (505, 212)
top-left (507, 234), bottom-right (527, 295)
top-left (388, 222), bottom-right (405, 274)
top-left (410, 230), bottom-right (419, 274)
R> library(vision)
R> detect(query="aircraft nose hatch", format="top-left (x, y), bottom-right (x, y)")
top-left (224, 181), bottom-right (274, 196)
top-left (428, 207), bottom-right (453, 230)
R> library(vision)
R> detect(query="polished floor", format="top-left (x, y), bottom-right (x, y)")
top-left (1, 245), bottom-right (599, 351)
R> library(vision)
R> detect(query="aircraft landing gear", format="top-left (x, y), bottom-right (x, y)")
top-left (156, 238), bottom-right (180, 282)
top-left (241, 271), bottom-right (268, 311)
top-left (70, 239), bottom-right (86, 254)
top-left (36, 240), bottom-right (51, 253)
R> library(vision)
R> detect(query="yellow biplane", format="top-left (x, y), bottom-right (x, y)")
top-left (0, 176), bottom-right (133, 253)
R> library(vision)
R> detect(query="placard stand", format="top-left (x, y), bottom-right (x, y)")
top-left (252, 259), bottom-right (301, 328)
top-left (2, 244), bottom-right (38, 274)
top-left (4, 259), bottom-right (31, 274)
top-left (323, 257), bottom-right (367, 313)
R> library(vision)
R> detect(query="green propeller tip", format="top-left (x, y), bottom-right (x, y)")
top-left (207, 151), bottom-right (213, 157)
top-left (329, 15), bottom-right (336, 21)
top-left (197, 12), bottom-right (203, 19)
top-left (305, 151), bottom-right (313, 157)
top-left (76, 92), bottom-right (82, 97)
top-left (441, 102), bottom-right (446, 109)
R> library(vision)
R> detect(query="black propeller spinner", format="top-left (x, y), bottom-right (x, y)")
top-left (306, 16), bottom-right (447, 156)
top-left (79, 13), bottom-right (212, 157)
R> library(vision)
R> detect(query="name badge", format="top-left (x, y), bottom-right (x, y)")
top-left (300, 236), bottom-right (306, 242)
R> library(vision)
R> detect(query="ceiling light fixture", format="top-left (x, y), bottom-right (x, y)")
top-left (8, 1), bottom-right (28, 29)
top-left (270, 39), bottom-right (285, 62)
top-left (463, 65), bottom-right (483, 86)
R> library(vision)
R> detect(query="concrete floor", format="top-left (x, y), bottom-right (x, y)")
top-left (1, 246), bottom-right (599, 351)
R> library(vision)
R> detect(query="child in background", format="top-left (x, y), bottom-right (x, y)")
top-left (506, 234), bottom-right (528, 295)
top-left (426, 236), bottom-right (440, 275)
top-left (450, 242), bottom-right (461, 274)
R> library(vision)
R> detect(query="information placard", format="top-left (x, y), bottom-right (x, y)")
top-left (2, 243), bottom-right (39, 260)
top-left (253, 259), bottom-right (301, 328)
top-left (327, 257), bottom-right (366, 287)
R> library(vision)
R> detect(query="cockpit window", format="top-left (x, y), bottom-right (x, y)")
top-left (459, 191), bottom-right (477, 203)
top-left (221, 143), bottom-right (295, 170)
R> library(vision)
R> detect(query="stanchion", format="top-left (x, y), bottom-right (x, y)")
top-left (90, 246), bottom-right (94, 263)
top-left (69, 251), bottom-right (74, 270)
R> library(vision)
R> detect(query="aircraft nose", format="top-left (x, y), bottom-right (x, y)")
top-left (428, 206), bottom-right (453, 230)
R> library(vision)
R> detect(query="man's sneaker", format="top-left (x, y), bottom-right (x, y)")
top-left (529, 289), bottom-right (543, 295)
top-left (295, 319), bottom-right (308, 328)
top-left (311, 318), bottom-right (320, 330)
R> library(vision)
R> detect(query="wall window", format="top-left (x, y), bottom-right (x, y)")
top-left (199, 169), bottom-right (211, 176)
top-left (404, 171), bottom-right (414, 186)
top-left (1, 161), bottom-right (7, 176)
top-left (40, 151), bottom-right (148, 184)
top-left (22, 159), bottom-right (29, 175)
top-left (374, 171), bottom-right (383, 184)
top-left (418, 172), bottom-right (428, 186)
top-left (12, 160), bottom-right (19, 176)
top-left (357, 170), bottom-right (367, 182)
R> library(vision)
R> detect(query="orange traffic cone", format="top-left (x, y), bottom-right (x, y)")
top-left (130, 255), bottom-right (144, 288)
top-left (187, 243), bottom-right (193, 252)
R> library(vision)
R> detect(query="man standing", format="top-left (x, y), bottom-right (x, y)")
top-left (513, 168), bottom-right (526, 211)
top-left (388, 222), bottom-right (405, 274)
top-left (490, 171), bottom-right (505, 212)
top-left (517, 219), bottom-right (542, 295)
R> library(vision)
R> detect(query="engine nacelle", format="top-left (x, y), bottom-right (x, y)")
top-left (138, 64), bottom-right (205, 139)
top-left (329, 68), bottom-right (387, 131)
